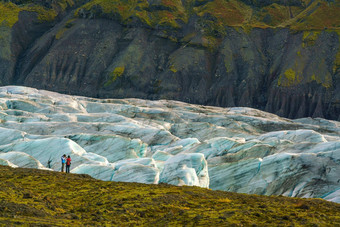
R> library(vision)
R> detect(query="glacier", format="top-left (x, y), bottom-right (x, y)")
top-left (0, 86), bottom-right (339, 202)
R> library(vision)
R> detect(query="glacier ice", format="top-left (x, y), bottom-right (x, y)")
top-left (0, 86), bottom-right (339, 203)
top-left (0, 127), bottom-right (26, 146)
top-left (0, 151), bottom-right (46, 169)
top-left (66, 134), bottom-right (147, 163)
top-left (160, 153), bottom-right (209, 188)
top-left (0, 137), bottom-right (91, 170)
top-left (152, 150), bottom-right (173, 161)
top-left (323, 189), bottom-right (340, 203)
top-left (111, 163), bottom-right (160, 184)
top-left (0, 158), bottom-right (18, 167)
top-left (72, 164), bottom-right (115, 181)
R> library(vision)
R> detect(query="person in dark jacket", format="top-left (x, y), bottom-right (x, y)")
top-left (66, 155), bottom-right (71, 173)
top-left (61, 154), bottom-right (66, 172)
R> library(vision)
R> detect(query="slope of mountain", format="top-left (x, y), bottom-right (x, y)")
top-left (0, 0), bottom-right (339, 119)
top-left (1, 165), bottom-right (340, 226)
top-left (0, 86), bottom-right (339, 203)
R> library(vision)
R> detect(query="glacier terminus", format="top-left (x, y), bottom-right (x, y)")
top-left (0, 86), bottom-right (339, 203)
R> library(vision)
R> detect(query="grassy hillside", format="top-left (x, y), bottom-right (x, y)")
top-left (1, 0), bottom-right (338, 53)
top-left (0, 0), bottom-right (339, 62)
top-left (74, 0), bottom-right (340, 30)
top-left (0, 165), bottom-right (339, 226)
top-left (1, 0), bottom-right (339, 30)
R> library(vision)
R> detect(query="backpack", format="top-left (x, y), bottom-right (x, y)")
top-left (66, 158), bottom-right (71, 165)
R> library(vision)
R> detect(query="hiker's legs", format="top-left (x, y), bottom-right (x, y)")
top-left (66, 165), bottom-right (70, 173)
top-left (61, 163), bottom-right (65, 172)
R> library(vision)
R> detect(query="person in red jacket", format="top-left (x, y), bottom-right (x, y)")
top-left (66, 155), bottom-right (71, 173)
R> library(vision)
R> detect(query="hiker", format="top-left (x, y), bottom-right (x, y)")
top-left (66, 155), bottom-right (71, 173)
top-left (61, 154), bottom-right (66, 172)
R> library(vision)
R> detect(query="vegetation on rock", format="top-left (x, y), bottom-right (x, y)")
top-left (0, 166), bottom-right (339, 225)
top-left (73, 0), bottom-right (340, 30)
top-left (0, 2), bottom-right (21, 27)
top-left (105, 66), bottom-right (125, 86)
top-left (0, 0), bottom-right (82, 27)
top-left (1, 0), bottom-right (339, 54)
top-left (71, 0), bottom-right (340, 51)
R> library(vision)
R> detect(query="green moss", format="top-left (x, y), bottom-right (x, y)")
top-left (55, 19), bottom-right (76, 40)
top-left (105, 66), bottom-right (125, 86)
top-left (181, 32), bottom-right (196, 43)
top-left (0, 0), bottom-right (82, 29)
top-left (279, 64), bottom-right (332, 88)
top-left (55, 27), bottom-right (67, 40)
top-left (72, 0), bottom-right (250, 42)
top-left (201, 35), bottom-right (220, 50)
top-left (334, 51), bottom-right (340, 74)
top-left (309, 73), bottom-right (332, 89)
top-left (1, 0), bottom-right (339, 61)
top-left (26, 5), bottom-right (57, 22)
top-left (310, 73), bottom-right (323, 85)
top-left (169, 64), bottom-right (177, 73)
top-left (322, 75), bottom-right (333, 89)
top-left (65, 18), bottom-right (76, 28)
top-left (2, 0), bottom-right (340, 33)
top-left (0, 2), bottom-right (21, 27)
top-left (0, 166), bottom-right (340, 226)
top-left (284, 68), bottom-right (296, 81)
top-left (302, 31), bottom-right (321, 47)
top-left (68, 0), bottom-right (340, 52)
top-left (58, 0), bottom-right (76, 10)
top-left (76, 0), bottom-right (188, 29)
top-left (0, 1), bottom-right (59, 28)
top-left (311, 74), bottom-right (316, 81)
top-left (278, 68), bottom-right (302, 87)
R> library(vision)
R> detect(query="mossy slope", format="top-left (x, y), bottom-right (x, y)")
top-left (0, 0), bottom-right (82, 27)
top-left (74, 0), bottom-right (340, 30)
top-left (0, 166), bottom-right (339, 226)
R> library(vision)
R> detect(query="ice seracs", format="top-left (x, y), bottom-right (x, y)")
top-left (0, 151), bottom-right (46, 169)
top-left (160, 153), bottom-right (209, 188)
top-left (0, 86), bottom-right (339, 203)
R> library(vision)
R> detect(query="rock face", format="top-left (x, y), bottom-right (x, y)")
top-left (0, 86), bottom-right (339, 203)
top-left (0, 0), bottom-right (339, 120)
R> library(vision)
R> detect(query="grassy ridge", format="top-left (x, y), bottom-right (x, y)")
top-left (71, 0), bottom-right (340, 55)
top-left (0, 165), bottom-right (339, 226)
top-left (74, 0), bottom-right (340, 30)
top-left (3, 0), bottom-right (337, 30)
top-left (72, 0), bottom-right (340, 55)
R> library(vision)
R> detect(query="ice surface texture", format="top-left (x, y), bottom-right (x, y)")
top-left (0, 86), bottom-right (339, 202)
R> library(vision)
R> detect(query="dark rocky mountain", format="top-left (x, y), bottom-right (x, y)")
top-left (0, 0), bottom-right (339, 120)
